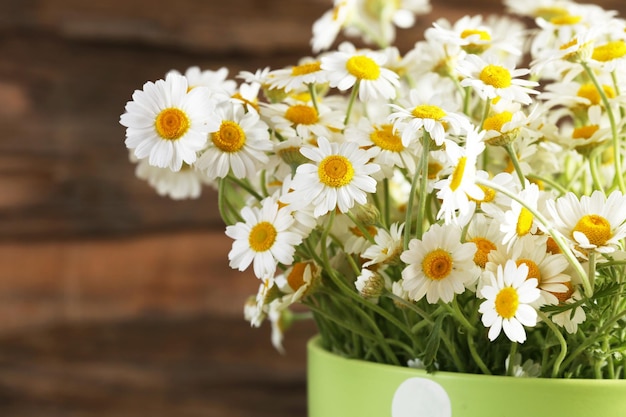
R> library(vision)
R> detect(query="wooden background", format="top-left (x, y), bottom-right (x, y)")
top-left (1, 0), bottom-right (625, 415)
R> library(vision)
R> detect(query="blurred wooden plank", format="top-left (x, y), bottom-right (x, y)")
top-left (0, 315), bottom-right (318, 417)
top-left (0, 231), bottom-right (260, 334)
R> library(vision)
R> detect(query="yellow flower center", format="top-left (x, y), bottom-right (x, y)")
top-left (479, 65), bottom-right (512, 89)
top-left (449, 156), bottom-right (467, 192)
top-left (291, 61), bottom-right (322, 76)
top-left (287, 262), bottom-right (309, 290)
top-left (232, 92), bottom-right (260, 112)
top-left (412, 104), bottom-right (446, 120)
top-left (349, 225), bottom-right (378, 238)
top-left (248, 221), bottom-right (278, 252)
top-left (422, 249), bottom-right (453, 281)
top-left (155, 108), bottom-right (190, 140)
top-left (346, 55), bottom-right (381, 80)
top-left (285, 105), bottom-right (319, 125)
top-left (592, 40), bottom-right (626, 62)
top-left (428, 161), bottom-right (444, 180)
top-left (461, 29), bottom-right (492, 41)
top-left (470, 237), bottom-right (497, 268)
top-left (516, 258), bottom-right (541, 285)
top-left (516, 207), bottom-right (534, 237)
top-left (483, 111), bottom-right (513, 132)
top-left (318, 155), bottom-right (355, 188)
top-left (370, 124), bottom-right (404, 152)
top-left (550, 14), bottom-right (582, 25)
top-left (546, 236), bottom-right (561, 254)
top-left (212, 120), bottom-right (246, 153)
top-left (572, 125), bottom-right (599, 140)
top-left (551, 281), bottom-right (574, 304)
top-left (572, 214), bottom-right (612, 247)
top-left (577, 83), bottom-right (616, 105)
top-left (469, 184), bottom-right (496, 204)
top-left (559, 38), bottom-right (579, 51)
top-left (495, 287), bottom-right (519, 319)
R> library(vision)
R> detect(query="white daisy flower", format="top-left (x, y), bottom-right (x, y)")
top-left (458, 54), bottom-right (539, 105)
top-left (426, 14), bottom-right (522, 58)
top-left (134, 157), bottom-right (210, 200)
top-left (355, 268), bottom-right (385, 300)
top-left (549, 282), bottom-right (586, 334)
top-left (401, 223), bottom-right (480, 304)
top-left (267, 59), bottom-right (328, 93)
top-left (120, 73), bottom-right (220, 171)
top-left (486, 234), bottom-right (571, 306)
top-left (167, 66), bottom-right (237, 99)
top-left (283, 137), bottom-right (380, 218)
top-left (225, 197), bottom-right (303, 279)
top-left (321, 44), bottom-right (400, 101)
top-left (546, 190), bottom-right (626, 256)
top-left (362, 222), bottom-right (405, 268)
top-left (346, 118), bottom-right (420, 177)
top-left (434, 128), bottom-right (486, 226)
top-left (264, 100), bottom-right (344, 140)
top-left (498, 183), bottom-right (542, 247)
top-left (311, 0), bottom-right (358, 53)
top-left (195, 102), bottom-right (272, 180)
top-left (465, 213), bottom-right (505, 270)
top-left (275, 261), bottom-right (320, 303)
top-left (479, 259), bottom-right (540, 343)
top-left (388, 88), bottom-right (471, 146)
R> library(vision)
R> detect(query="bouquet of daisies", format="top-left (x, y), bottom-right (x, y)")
top-left (120, 0), bottom-right (626, 379)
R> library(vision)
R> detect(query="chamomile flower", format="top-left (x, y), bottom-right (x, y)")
top-left (195, 102), bottom-right (272, 180)
top-left (346, 117), bottom-right (420, 176)
top-left (321, 44), bottom-right (400, 101)
top-left (465, 213), bottom-right (505, 270)
top-left (479, 259), bottom-right (540, 343)
top-left (275, 261), bottom-right (320, 303)
top-left (226, 197), bottom-right (303, 279)
top-left (401, 223), bottom-right (480, 304)
top-left (311, 0), bottom-right (358, 53)
top-left (168, 66), bottom-right (237, 99)
top-left (267, 59), bottom-right (328, 93)
top-left (434, 128), bottom-right (486, 225)
top-left (284, 137), bottom-right (380, 218)
top-left (134, 157), bottom-right (210, 200)
top-left (388, 88), bottom-right (471, 146)
top-left (487, 234), bottom-right (571, 306)
top-left (264, 100), bottom-right (344, 140)
top-left (458, 54), bottom-right (539, 105)
top-left (549, 282), bottom-right (586, 333)
top-left (498, 183), bottom-right (542, 247)
top-left (120, 73), bottom-right (220, 171)
top-left (362, 222), bottom-right (405, 267)
top-left (355, 268), bottom-right (385, 300)
top-left (426, 14), bottom-right (522, 58)
top-left (546, 190), bottom-right (626, 256)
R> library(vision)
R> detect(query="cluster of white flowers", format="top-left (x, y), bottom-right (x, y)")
top-left (121, 0), bottom-right (626, 377)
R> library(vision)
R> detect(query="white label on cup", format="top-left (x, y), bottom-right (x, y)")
top-left (391, 377), bottom-right (452, 417)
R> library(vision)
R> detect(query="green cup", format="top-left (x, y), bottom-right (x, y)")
top-left (308, 336), bottom-right (626, 417)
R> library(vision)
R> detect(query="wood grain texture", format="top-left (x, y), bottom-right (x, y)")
top-left (2, 1), bottom-right (626, 415)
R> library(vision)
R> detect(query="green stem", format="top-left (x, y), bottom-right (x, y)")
top-left (467, 333), bottom-right (492, 375)
top-left (308, 83), bottom-right (319, 113)
top-left (218, 178), bottom-right (235, 225)
top-left (227, 175), bottom-right (264, 201)
top-left (344, 81), bottom-right (360, 127)
top-left (504, 143), bottom-right (526, 188)
top-left (537, 311), bottom-right (567, 378)
top-left (415, 133), bottom-right (432, 239)
top-left (581, 61), bottom-right (625, 193)
top-left (587, 148), bottom-right (605, 193)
